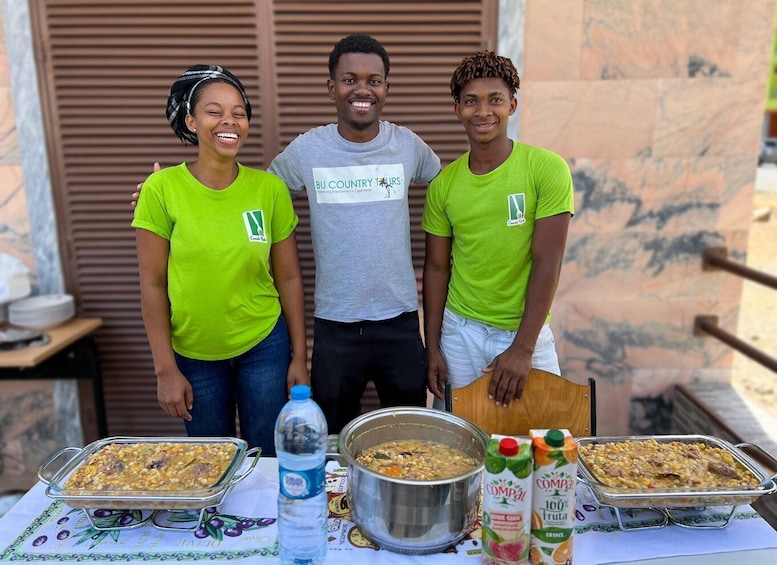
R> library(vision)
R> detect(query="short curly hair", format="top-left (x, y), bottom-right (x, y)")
top-left (450, 50), bottom-right (520, 103)
top-left (328, 34), bottom-right (390, 79)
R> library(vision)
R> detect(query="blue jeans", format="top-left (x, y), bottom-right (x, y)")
top-left (174, 316), bottom-right (290, 456)
top-left (433, 308), bottom-right (560, 409)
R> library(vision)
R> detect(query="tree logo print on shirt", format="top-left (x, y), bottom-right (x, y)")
top-left (244, 210), bottom-right (267, 242)
top-left (378, 177), bottom-right (394, 198)
top-left (507, 193), bottom-right (527, 226)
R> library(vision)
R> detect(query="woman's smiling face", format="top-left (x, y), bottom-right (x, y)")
top-left (186, 81), bottom-right (249, 157)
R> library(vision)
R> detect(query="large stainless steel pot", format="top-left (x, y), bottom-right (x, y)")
top-left (334, 407), bottom-right (487, 555)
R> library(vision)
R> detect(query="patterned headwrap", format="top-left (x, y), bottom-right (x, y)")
top-left (166, 65), bottom-right (252, 145)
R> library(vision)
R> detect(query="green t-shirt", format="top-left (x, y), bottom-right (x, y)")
top-left (422, 142), bottom-right (574, 330)
top-left (132, 162), bottom-right (298, 359)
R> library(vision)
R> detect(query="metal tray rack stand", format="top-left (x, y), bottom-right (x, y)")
top-left (78, 504), bottom-right (232, 533)
top-left (577, 479), bottom-right (742, 531)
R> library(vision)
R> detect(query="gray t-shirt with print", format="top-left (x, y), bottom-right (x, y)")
top-left (268, 121), bottom-right (440, 323)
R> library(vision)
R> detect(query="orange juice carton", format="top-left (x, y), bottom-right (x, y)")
top-left (482, 434), bottom-right (533, 565)
top-left (528, 429), bottom-right (578, 565)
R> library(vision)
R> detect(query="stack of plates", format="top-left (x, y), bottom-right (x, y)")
top-left (9, 294), bottom-right (75, 329)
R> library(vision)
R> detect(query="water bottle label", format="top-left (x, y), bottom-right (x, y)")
top-left (278, 463), bottom-right (325, 499)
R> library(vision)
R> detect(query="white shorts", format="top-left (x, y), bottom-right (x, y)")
top-left (432, 308), bottom-right (559, 409)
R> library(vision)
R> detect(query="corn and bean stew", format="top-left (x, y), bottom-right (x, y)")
top-left (356, 439), bottom-right (480, 480)
top-left (579, 439), bottom-right (759, 489)
top-left (63, 442), bottom-right (237, 492)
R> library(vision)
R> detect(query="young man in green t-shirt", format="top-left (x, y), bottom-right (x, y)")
top-left (422, 51), bottom-right (574, 409)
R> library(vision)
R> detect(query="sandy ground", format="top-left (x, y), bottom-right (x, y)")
top-left (732, 169), bottom-right (777, 427)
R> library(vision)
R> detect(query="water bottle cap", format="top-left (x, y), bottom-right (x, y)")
top-left (290, 384), bottom-right (311, 401)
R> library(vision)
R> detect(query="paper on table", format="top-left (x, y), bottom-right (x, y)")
top-left (219, 460), bottom-right (279, 518)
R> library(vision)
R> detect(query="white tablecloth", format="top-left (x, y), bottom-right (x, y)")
top-left (1, 458), bottom-right (776, 564)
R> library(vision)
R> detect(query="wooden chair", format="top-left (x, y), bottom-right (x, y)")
top-left (445, 369), bottom-right (596, 437)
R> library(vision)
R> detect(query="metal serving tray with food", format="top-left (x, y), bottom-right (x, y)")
top-left (577, 434), bottom-right (777, 510)
top-left (38, 436), bottom-right (260, 512)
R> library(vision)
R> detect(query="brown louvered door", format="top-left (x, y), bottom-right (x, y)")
top-left (29, 0), bottom-right (270, 439)
top-left (31, 0), bottom-right (495, 438)
top-left (272, 0), bottom-right (495, 412)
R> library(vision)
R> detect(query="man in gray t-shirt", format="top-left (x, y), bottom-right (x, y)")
top-left (134, 35), bottom-right (440, 433)
top-left (268, 34), bottom-right (440, 433)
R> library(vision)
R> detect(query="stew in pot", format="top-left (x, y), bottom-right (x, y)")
top-left (356, 439), bottom-right (479, 480)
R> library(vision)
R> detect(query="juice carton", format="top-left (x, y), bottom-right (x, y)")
top-left (482, 434), bottom-right (533, 565)
top-left (528, 429), bottom-right (578, 565)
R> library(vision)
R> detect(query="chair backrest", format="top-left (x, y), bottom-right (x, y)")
top-left (445, 369), bottom-right (596, 437)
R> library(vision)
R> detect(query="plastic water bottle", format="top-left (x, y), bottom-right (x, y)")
top-left (274, 384), bottom-right (328, 565)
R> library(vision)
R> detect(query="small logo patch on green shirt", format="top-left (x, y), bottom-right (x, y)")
top-left (244, 210), bottom-right (267, 242)
top-left (507, 193), bottom-right (526, 226)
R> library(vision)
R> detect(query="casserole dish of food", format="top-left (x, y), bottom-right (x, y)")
top-left (577, 434), bottom-right (777, 510)
top-left (38, 436), bottom-right (260, 512)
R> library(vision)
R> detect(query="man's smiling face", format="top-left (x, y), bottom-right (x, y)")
top-left (328, 52), bottom-right (389, 141)
top-left (455, 77), bottom-right (516, 146)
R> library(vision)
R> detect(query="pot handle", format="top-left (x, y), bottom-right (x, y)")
top-left (735, 442), bottom-right (777, 481)
top-left (37, 446), bottom-right (83, 486)
top-left (227, 446), bottom-right (262, 487)
top-left (326, 434), bottom-right (345, 465)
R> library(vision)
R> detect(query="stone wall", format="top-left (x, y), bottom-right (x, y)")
top-left (513, 0), bottom-right (775, 433)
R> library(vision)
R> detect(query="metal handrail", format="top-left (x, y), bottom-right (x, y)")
top-left (702, 247), bottom-right (777, 290)
top-left (694, 315), bottom-right (777, 373)
top-left (697, 246), bottom-right (777, 372)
